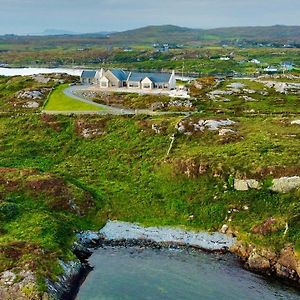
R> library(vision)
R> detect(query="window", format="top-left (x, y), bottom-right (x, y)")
top-left (129, 82), bottom-right (139, 88)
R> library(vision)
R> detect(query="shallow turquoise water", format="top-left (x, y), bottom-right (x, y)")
top-left (76, 247), bottom-right (300, 300)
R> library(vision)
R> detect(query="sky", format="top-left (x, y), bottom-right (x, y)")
top-left (0, 0), bottom-right (300, 35)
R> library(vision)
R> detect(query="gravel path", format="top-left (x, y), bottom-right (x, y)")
top-left (99, 221), bottom-right (236, 251)
top-left (60, 85), bottom-right (190, 116)
top-left (64, 86), bottom-right (167, 116)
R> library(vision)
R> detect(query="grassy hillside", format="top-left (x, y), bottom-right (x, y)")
top-left (109, 25), bottom-right (203, 44)
top-left (0, 75), bottom-right (299, 295)
top-left (1, 25), bottom-right (300, 52)
top-left (206, 25), bottom-right (300, 41)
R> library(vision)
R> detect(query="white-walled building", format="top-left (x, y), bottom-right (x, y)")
top-left (80, 68), bottom-right (176, 90)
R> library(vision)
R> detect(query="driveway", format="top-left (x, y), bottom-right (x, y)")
top-left (63, 85), bottom-right (135, 115)
top-left (61, 85), bottom-right (190, 116)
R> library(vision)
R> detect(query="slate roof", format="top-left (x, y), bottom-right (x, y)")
top-left (81, 70), bottom-right (97, 79)
top-left (128, 72), bottom-right (171, 83)
top-left (110, 69), bottom-right (130, 81)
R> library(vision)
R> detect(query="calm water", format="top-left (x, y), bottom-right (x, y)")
top-left (76, 247), bottom-right (300, 300)
top-left (0, 67), bottom-right (82, 77)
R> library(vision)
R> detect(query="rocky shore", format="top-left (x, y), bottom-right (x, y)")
top-left (98, 221), bottom-right (236, 251)
top-left (47, 221), bottom-right (236, 299)
top-left (231, 242), bottom-right (300, 286)
top-left (1, 220), bottom-right (299, 299)
top-left (48, 220), bottom-right (300, 299)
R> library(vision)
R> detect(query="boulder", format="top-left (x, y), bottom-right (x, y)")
top-left (22, 101), bottom-right (40, 108)
top-left (229, 241), bottom-right (253, 260)
top-left (234, 179), bottom-right (260, 191)
top-left (219, 129), bottom-right (236, 136)
top-left (241, 95), bottom-right (257, 102)
top-left (247, 179), bottom-right (260, 189)
top-left (270, 176), bottom-right (300, 193)
top-left (234, 179), bottom-right (249, 191)
top-left (204, 119), bottom-right (235, 131)
top-left (291, 120), bottom-right (300, 125)
top-left (220, 224), bottom-right (229, 234)
top-left (276, 246), bottom-right (300, 278)
top-left (247, 252), bottom-right (271, 271)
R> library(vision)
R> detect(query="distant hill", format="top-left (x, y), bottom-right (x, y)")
top-left (109, 25), bottom-right (203, 44)
top-left (1, 25), bottom-right (300, 47)
top-left (107, 24), bottom-right (300, 45)
top-left (205, 25), bottom-right (300, 41)
top-left (41, 29), bottom-right (78, 36)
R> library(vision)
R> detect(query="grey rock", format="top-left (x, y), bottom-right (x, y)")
top-left (220, 224), bottom-right (229, 234)
top-left (47, 260), bottom-right (81, 300)
top-left (291, 120), bottom-right (300, 125)
top-left (227, 82), bottom-right (245, 89)
top-left (219, 129), bottom-right (236, 136)
top-left (234, 179), bottom-right (260, 191)
top-left (270, 176), bottom-right (300, 193)
top-left (99, 221), bottom-right (236, 251)
top-left (248, 253), bottom-right (271, 270)
top-left (234, 179), bottom-right (249, 191)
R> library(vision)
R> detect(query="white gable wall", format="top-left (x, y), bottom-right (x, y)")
top-left (141, 77), bottom-right (153, 89)
top-left (168, 70), bottom-right (176, 90)
top-left (99, 76), bottom-right (109, 88)
top-left (105, 70), bottom-right (122, 87)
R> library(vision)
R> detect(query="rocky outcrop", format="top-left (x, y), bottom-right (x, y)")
top-left (0, 269), bottom-right (43, 300)
top-left (46, 231), bottom-right (102, 300)
top-left (247, 252), bottom-right (271, 271)
top-left (167, 99), bottom-right (193, 108)
top-left (176, 159), bottom-right (209, 178)
top-left (275, 246), bottom-right (300, 281)
top-left (22, 101), bottom-right (40, 108)
top-left (231, 243), bottom-right (300, 285)
top-left (233, 176), bottom-right (300, 193)
top-left (16, 90), bottom-right (43, 100)
top-left (75, 119), bottom-right (107, 139)
top-left (46, 260), bottom-right (82, 300)
top-left (259, 80), bottom-right (300, 94)
top-left (176, 118), bottom-right (236, 135)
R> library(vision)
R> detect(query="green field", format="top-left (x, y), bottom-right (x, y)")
top-left (0, 71), bottom-right (299, 297)
top-left (44, 84), bottom-right (104, 111)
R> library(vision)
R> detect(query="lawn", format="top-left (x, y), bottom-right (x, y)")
top-left (44, 84), bottom-right (104, 111)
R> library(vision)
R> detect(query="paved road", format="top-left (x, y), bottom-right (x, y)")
top-left (43, 85), bottom-right (189, 116)
top-left (63, 85), bottom-right (166, 115)
top-left (63, 85), bottom-right (136, 115)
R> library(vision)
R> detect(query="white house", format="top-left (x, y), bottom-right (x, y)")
top-left (81, 68), bottom-right (176, 90)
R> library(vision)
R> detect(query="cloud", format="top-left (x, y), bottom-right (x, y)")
top-left (0, 0), bottom-right (299, 34)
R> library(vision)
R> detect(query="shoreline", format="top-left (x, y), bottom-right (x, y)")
top-left (50, 221), bottom-right (299, 299)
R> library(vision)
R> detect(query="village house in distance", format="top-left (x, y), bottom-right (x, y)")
top-left (80, 68), bottom-right (177, 91)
